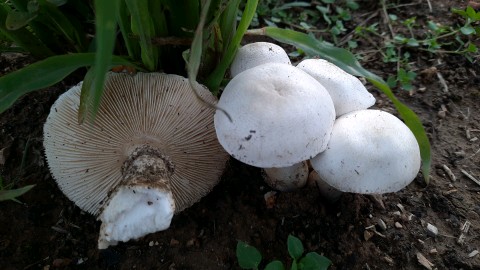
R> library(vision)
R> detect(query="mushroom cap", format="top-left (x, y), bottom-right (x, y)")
top-left (297, 59), bottom-right (376, 117)
top-left (215, 63), bottom-right (336, 168)
top-left (310, 109), bottom-right (421, 194)
top-left (230, 42), bottom-right (291, 78)
top-left (43, 72), bottom-right (228, 215)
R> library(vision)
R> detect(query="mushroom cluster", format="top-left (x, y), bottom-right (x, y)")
top-left (44, 72), bottom-right (228, 248)
top-left (215, 42), bottom-right (421, 196)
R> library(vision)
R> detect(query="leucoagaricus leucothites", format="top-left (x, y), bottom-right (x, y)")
top-left (297, 59), bottom-right (376, 117)
top-left (44, 72), bottom-right (228, 248)
top-left (214, 62), bottom-right (336, 190)
top-left (229, 42), bottom-right (291, 78)
top-left (310, 109), bottom-right (421, 194)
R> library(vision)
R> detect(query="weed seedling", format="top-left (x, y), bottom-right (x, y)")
top-left (236, 235), bottom-right (331, 270)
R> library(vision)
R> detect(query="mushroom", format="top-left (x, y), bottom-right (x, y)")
top-left (43, 72), bottom-right (228, 248)
top-left (263, 161), bottom-right (309, 192)
top-left (230, 42), bottom-right (291, 78)
top-left (307, 170), bottom-right (342, 203)
top-left (215, 62), bottom-right (335, 190)
top-left (310, 109), bottom-right (421, 194)
top-left (297, 59), bottom-right (376, 117)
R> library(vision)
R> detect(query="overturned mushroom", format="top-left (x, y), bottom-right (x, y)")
top-left (310, 109), bottom-right (421, 194)
top-left (44, 72), bottom-right (228, 248)
top-left (297, 59), bottom-right (376, 117)
top-left (230, 42), bottom-right (291, 78)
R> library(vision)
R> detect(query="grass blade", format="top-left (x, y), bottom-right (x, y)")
top-left (205, 0), bottom-right (259, 93)
top-left (0, 184), bottom-right (35, 202)
top-left (0, 4), bottom-right (54, 58)
top-left (37, 0), bottom-right (87, 52)
top-left (248, 27), bottom-right (431, 183)
top-left (78, 0), bottom-right (119, 124)
top-left (125, 0), bottom-right (157, 71)
top-left (0, 53), bottom-right (135, 114)
top-left (116, 0), bottom-right (139, 58)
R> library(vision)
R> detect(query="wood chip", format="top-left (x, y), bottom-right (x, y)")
top-left (442, 164), bottom-right (456, 181)
top-left (468, 250), bottom-right (479, 258)
top-left (364, 230), bottom-right (374, 241)
top-left (397, 203), bottom-right (405, 212)
top-left (429, 248), bottom-right (437, 254)
top-left (458, 220), bottom-right (471, 244)
top-left (460, 170), bottom-right (480, 186)
top-left (417, 252), bottom-right (434, 270)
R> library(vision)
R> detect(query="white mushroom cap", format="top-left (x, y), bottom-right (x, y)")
top-left (215, 63), bottom-right (336, 168)
top-left (263, 161), bottom-right (309, 192)
top-left (230, 42), bottom-right (291, 78)
top-left (43, 72), bottom-right (228, 216)
top-left (310, 109), bottom-right (421, 194)
top-left (297, 59), bottom-right (376, 117)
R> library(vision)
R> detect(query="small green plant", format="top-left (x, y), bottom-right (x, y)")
top-left (353, 4), bottom-right (478, 91)
top-left (236, 235), bottom-right (331, 270)
top-left (0, 175), bottom-right (35, 203)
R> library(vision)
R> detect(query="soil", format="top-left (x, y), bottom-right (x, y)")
top-left (0, 1), bottom-right (479, 269)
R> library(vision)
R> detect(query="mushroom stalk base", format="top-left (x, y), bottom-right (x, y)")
top-left (98, 146), bottom-right (175, 249)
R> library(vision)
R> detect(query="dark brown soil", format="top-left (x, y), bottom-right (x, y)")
top-left (1, 1), bottom-right (479, 269)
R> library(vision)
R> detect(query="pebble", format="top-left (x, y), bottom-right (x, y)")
top-left (377, 219), bottom-right (387, 231)
top-left (426, 223), bottom-right (438, 237)
top-left (394, 222), bottom-right (403, 229)
top-left (438, 110), bottom-right (446, 118)
top-left (149, 241), bottom-right (154, 247)
top-left (429, 248), bottom-right (437, 254)
top-left (364, 230), bottom-right (374, 241)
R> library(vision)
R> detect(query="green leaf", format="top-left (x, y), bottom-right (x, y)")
top-left (5, 10), bottom-right (37, 30)
top-left (124, 0), bottom-right (157, 71)
top-left (205, 0), bottom-right (259, 93)
top-left (0, 53), bottom-right (135, 114)
top-left (287, 235), bottom-right (304, 260)
top-left (248, 27), bottom-right (431, 184)
top-left (0, 4), bottom-right (53, 58)
top-left (236, 241), bottom-right (262, 269)
top-left (299, 252), bottom-right (332, 270)
top-left (78, 0), bottom-right (119, 124)
top-left (460, 26), bottom-right (475, 35)
top-left (36, 0), bottom-right (87, 52)
top-left (466, 43), bottom-right (478, 53)
top-left (0, 185), bottom-right (35, 202)
top-left (265, 260), bottom-right (285, 270)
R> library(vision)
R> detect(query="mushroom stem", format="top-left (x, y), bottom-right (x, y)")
top-left (263, 161), bottom-right (309, 192)
top-left (98, 146), bottom-right (175, 249)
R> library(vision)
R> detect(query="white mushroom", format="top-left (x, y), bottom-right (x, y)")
top-left (230, 42), bottom-right (291, 78)
top-left (297, 59), bottom-right (376, 117)
top-left (310, 109), bottom-right (421, 194)
top-left (307, 170), bottom-right (342, 202)
top-left (215, 62), bottom-right (336, 168)
top-left (43, 72), bottom-right (228, 248)
top-left (263, 161), bottom-right (309, 192)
